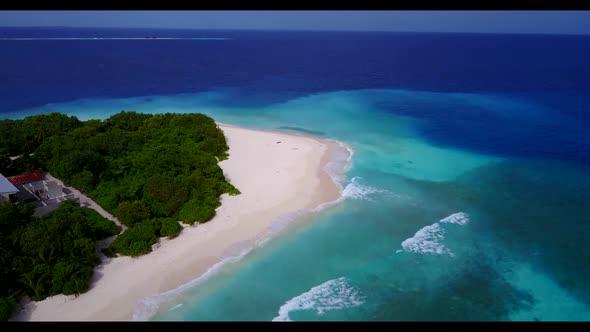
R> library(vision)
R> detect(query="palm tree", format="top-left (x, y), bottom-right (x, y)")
top-left (37, 245), bottom-right (58, 266)
top-left (34, 126), bottom-right (49, 145)
top-left (18, 268), bottom-right (50, 301)
top-left (22, 137), bottom-right (36, 154)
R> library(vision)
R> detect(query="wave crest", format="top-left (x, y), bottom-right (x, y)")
top-left (439, 212), bottom-right (470, 225)
top-left (397, 212), bottom-right (470, 257)
top-left (399, 222), bottom-right (450, 255)
top-left (272, 277), bottom-right (364, 322)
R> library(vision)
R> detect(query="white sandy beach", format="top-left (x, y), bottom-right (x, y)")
top-left (14, 124), bottom-right (345, 321)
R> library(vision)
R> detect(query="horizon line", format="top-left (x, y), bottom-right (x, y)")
top-left (1, 25), bottom-right (589, 36)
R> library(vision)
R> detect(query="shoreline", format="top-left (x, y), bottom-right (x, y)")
top-left (13, 123), bottom-right (351, 321)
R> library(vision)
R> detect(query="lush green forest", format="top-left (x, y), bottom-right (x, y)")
top-left (0, 111), bottom-right (239, 319)
top-left (0, 200), bottom-right (120, 320)
top-left (0, 113), bottom-right (81, 176)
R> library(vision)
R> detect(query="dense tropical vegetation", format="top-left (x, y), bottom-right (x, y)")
top-left (0, 200), bottom-right (120, 320)
top-left (0, 113), bottom-right (81, 176)
top-left (0, 111), bottom-right (239, 320)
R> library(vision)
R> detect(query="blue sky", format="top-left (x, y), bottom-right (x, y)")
top-left (1, 11), bottom-right (590, 34)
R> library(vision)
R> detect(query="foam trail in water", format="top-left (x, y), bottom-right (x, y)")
top-left (272, 277), bottom-right (364, 322)
top-left (397, 212), bottom-right (470, 257)
top-left (342, 177), bottom-right (389, 201)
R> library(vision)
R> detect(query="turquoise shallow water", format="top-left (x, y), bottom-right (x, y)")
top-left (4, 89), bottom-right (590, 321)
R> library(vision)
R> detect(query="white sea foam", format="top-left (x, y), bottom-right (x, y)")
top-left (400, 222), bottom-right (452, 256)
top-left (439, 212), bottom-right (470, 225)
top-left (272, 277), bottom-right (364, 322)
top-left (398, 212), bottom-right (470, 257)
top-left (342, 177), bottom-right (388, 201)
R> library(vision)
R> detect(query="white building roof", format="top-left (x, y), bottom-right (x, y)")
top-left (0, 174), bottom-right (19, 194)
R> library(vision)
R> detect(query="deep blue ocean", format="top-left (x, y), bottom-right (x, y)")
top-left (1, 27), bottom-right (590, 321)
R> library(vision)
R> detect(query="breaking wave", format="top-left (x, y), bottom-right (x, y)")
top-left (439, 212), bottom-right (470, 225)
top-left (397, 212), bottom-right (470, 257)
top-left (272, 277), bottom-right (364, 321)
top-left (399, 222), bottom-right (450, 255)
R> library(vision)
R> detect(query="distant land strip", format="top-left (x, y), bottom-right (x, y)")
top-left (0, 37), bottom-right (230, 40)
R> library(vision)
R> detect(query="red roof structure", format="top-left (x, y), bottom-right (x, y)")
top-left (7, 171), bottom-right (46, 185)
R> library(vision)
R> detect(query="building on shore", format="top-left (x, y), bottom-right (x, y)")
top-left (0, 173), bottom-right (19, 202)
top-left (2, 171), bottom-right (76, 217)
